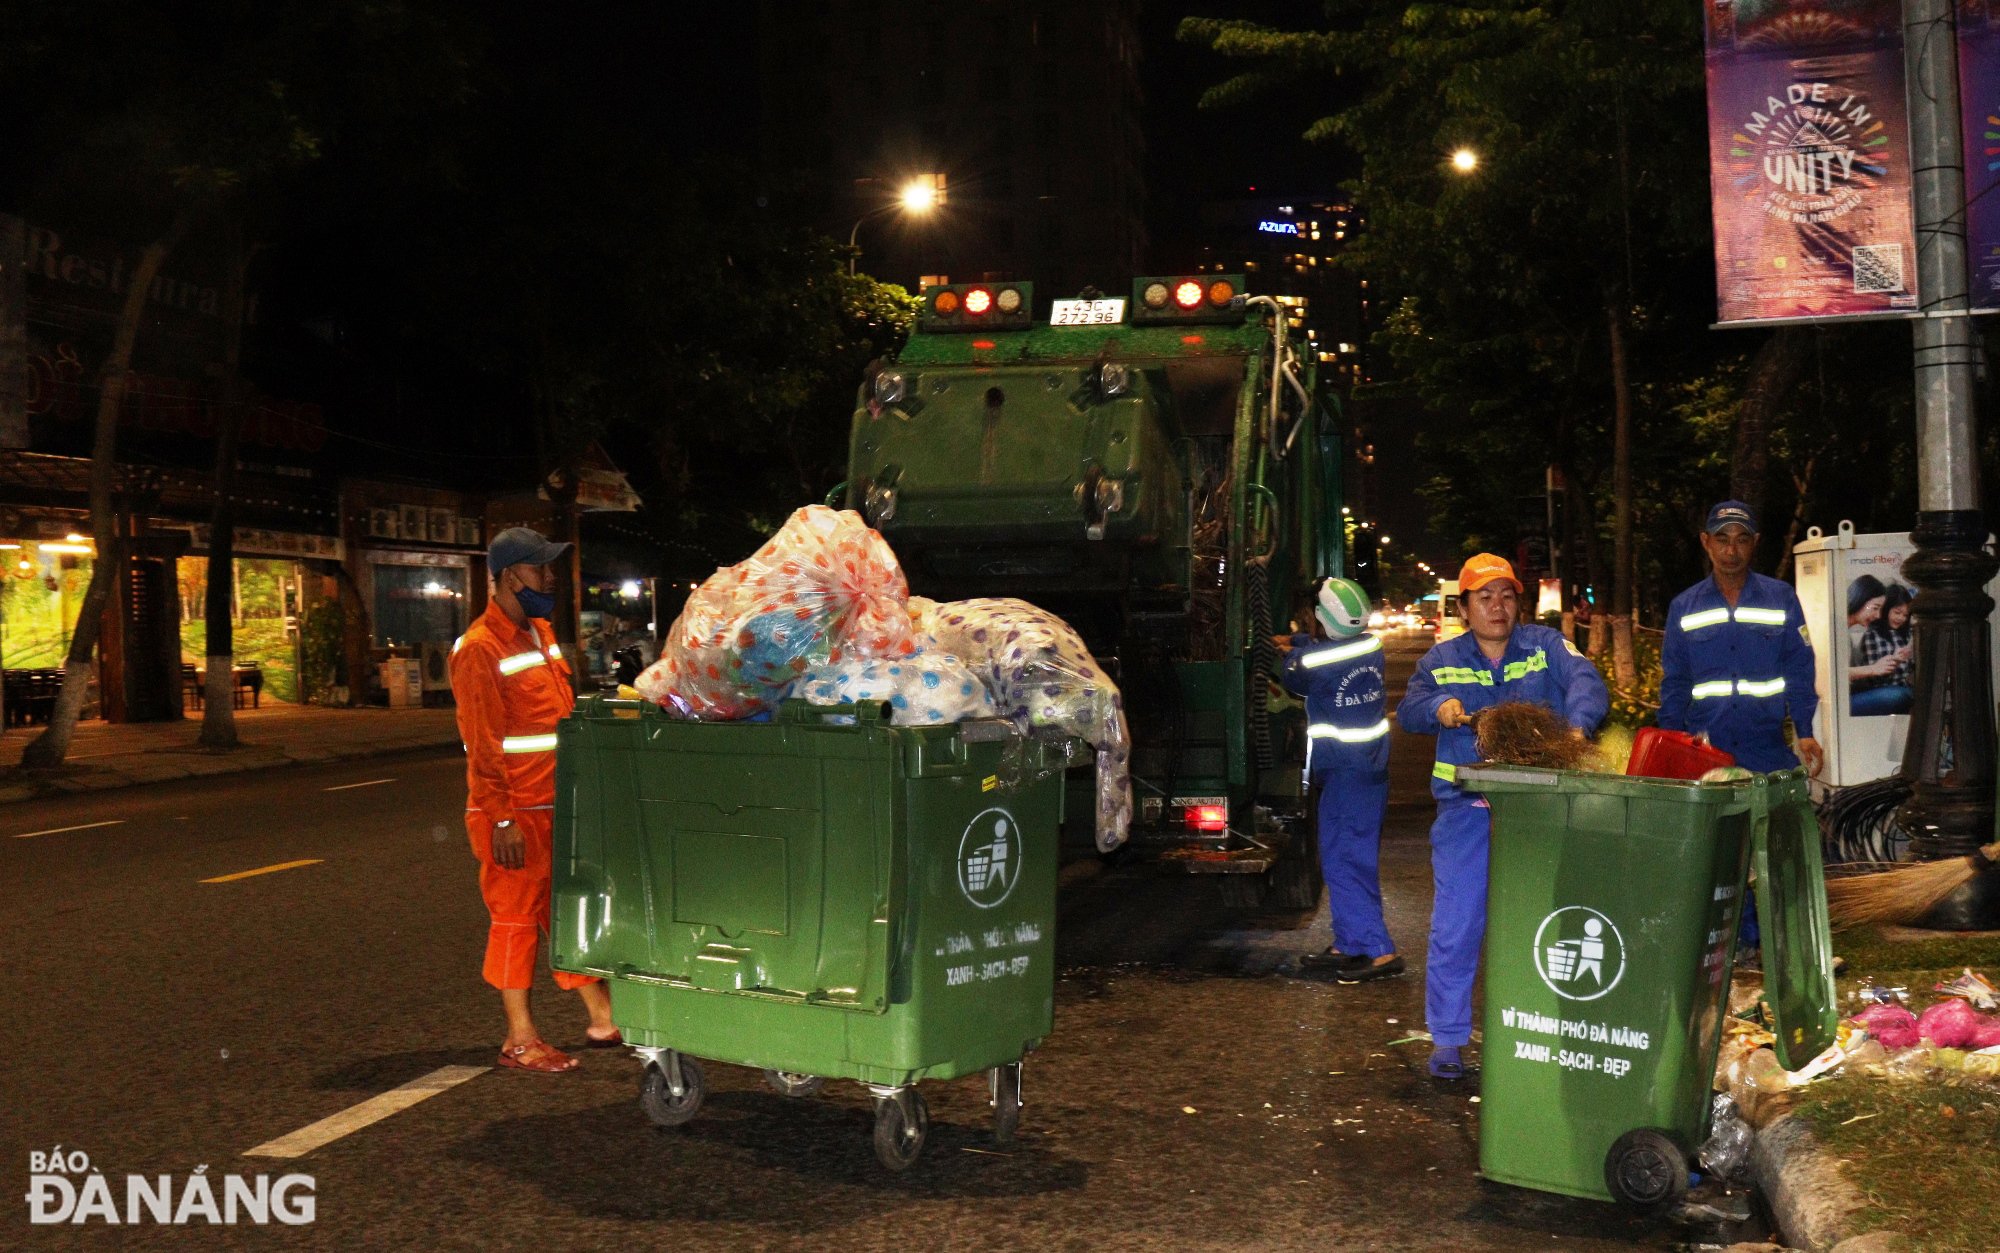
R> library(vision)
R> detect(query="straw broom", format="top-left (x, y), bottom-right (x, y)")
top-left (1473, 701), bottom-right (1600, 772)
top-left (1825, 843), bottom-right (2000, 928)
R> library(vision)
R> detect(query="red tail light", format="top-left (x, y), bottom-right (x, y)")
top-left (1186, 803), bottom-right (1228, 832)
top-left (1173, 280), bottom-right (1204, 309)
top-left (963, 287), bottom-right (993, 315)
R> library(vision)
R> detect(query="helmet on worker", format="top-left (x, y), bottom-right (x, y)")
top-left (1314, 576), bottom-right (1372, 638)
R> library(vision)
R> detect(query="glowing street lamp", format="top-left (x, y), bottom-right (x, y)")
top-left (1451, 148), bottom-right (1479, 173)
top-left (851, 175), bottom-right (944, 275)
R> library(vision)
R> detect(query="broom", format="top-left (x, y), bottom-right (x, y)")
top-left (1824, 843), bottom-right (2000, 928)
top-left (1473, 701), bottom-right (1600, 772)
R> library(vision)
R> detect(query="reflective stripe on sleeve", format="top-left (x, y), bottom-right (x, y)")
top-left (1301, 635), bottom-right (1383, 669)
top-left (548, 643), bottom-right (564, 660)
top-left (1678, 608), bottom-right (1730, 632)
top-left (1308, 718), bottom-right (1391, 743)
top-left (1433, 761), bottom-right (1457, 782)
top-left (1734, 607), bottom-right (1788, 627)
top-left (501, 733), bottom-right (559, 753)
top-left (497, 651), bottom-right (547, 676)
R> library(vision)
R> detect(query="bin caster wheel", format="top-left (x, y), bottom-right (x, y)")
top-left (871, 1089), bottom-right (929, 1172)
top-left (989, 1062), bottom-right (1023, 1144)
top-left (764, 1069), bottom-right (825, 1098)
top-left (640, 1054), bottom-right (704, 1128)
top-left (1605, 1129), bottom-right (1688, 1209)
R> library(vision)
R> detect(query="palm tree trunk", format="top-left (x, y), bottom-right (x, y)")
top-left (199, 233), bottom-right (253, 748)
top-left (22, 207), bottom-right (195, 768)
top-left (1606, 297), bottom-right (1638, 690)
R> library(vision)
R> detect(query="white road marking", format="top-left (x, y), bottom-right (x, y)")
top-left (12, 819), bottom-right (126, 839)
top-left (242, 1065), bottom-right (489, 1159)
top-left (323, 777), bottom-right (397, 792)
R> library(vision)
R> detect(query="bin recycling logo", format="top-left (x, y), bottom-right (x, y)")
top-left (1532, 906), bottom-right (1626, 1002)
top-left (957, 808), bottom-right (1019, 909)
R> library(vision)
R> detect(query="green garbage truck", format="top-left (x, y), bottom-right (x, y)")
top-left (840, 276), bottom-right (1344, 906)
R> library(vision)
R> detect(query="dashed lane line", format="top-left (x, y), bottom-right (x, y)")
top-left (323, 777), bottom-right (397, 792)
top-left (12, 819), bottom-right (127, 839)
top-left (242, 1066), bottom-right (490, 1159)
top-left (202, 858), bottom-right (325, 884)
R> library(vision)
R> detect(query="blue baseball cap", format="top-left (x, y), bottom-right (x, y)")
top-left (487, 526), bottom-right (570, 572)
top-left (1703, 500), bottom-right (1759, 535)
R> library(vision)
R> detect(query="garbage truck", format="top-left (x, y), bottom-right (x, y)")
top-left (839, 275), bottom-right (1343, 907)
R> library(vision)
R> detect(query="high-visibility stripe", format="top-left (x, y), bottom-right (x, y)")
top-left (451, 636), bottom-right (465, 655)
top-left (1308, 718), bottom-right (1391, 743)
top-left (1502, 650), bottom-right (1547, 682)
top-left (1734, 607), bottom-right (1788, 626)
top-left (502, 733), bottom-right (559, 753)
top-left (1301, 635), bottom-right (1382, 668)
top-left (1433, 761), bottom-right (1458, 782)
top-left (548, 643), bottom-right (564, 660)
top-left (1431, 666), bottom-right (1493, 686)
top-left (498, 651), bottom-right (547, 676)
top-left (1679, 608), bottom-right (1730, 632)
top-left (1691, 678), bottom-right (1786, 700)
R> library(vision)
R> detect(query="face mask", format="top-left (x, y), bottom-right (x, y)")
top-left (515, 584), bottom-right (556, 620)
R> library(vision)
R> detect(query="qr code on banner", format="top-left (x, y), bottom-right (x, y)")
top-left (1853, 243), bottom-right (1905, 294)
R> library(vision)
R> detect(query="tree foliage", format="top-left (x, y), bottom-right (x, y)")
top-left (1181, 1), bottom-right (1932, 619)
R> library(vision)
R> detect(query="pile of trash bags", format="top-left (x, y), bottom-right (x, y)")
top-left (635, 505), bottom-right (1132, 851)
top-left (1713, 966), bottom-right (2000, 1133)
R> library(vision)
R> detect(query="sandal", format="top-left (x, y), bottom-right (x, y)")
top-left (1428, 1046), bottom-right (1468, 1081)
top-left (498, 1040), bottom-right (579, 1073)
top-left (584, 1028), bottom-right (624, 1049)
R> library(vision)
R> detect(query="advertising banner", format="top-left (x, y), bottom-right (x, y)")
top-left (1704, 1), bottom-right (1918, 324)
top-left (1959, 2), bottom-right (2000, 308)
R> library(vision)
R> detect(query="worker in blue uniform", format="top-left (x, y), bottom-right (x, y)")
top-left (1659, 500), bottom-right (1823, 952)
top-left (1397, 554), bottom-right (1609, 1080)
top-left (1281, 577), bottom-right (1403, 984)
top-left (1658, 500), bottom-right (1823, 777)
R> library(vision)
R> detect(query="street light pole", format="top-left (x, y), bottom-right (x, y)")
top-left (848, 177), bottom-right (941, 277)
top-left (1896, 0), bottom-right (1999, 927)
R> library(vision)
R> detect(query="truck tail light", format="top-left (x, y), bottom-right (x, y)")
top-left (1186, 803), bottom-right (1228, 832)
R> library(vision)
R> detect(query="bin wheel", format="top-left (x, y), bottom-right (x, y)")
top-left (989, 1062), bottom-right (1023, 1144)
top-left (871, 1089), bottom-right (930, 1172)
top-left (764, 1069), bottom-right (825, 1098)
top-left (1604, 1128), bottom-right (1689, 1209)
top-left (640, 1054), bottom-right (705, 1128)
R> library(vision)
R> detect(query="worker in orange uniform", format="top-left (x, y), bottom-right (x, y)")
top-left (452, 526), bottom-right (618, 1073)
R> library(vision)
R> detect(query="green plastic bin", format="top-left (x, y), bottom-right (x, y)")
top-left (1459, 766), bottom-right (1837, 1207)
top-left (550, 696), bottom-right (1067, 1170)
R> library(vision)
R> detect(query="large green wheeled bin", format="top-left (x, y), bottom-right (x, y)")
top-left (551, 696), bottom-right (1067, 1171)
top-left (1458, 766), bottom-right (1837, 1208)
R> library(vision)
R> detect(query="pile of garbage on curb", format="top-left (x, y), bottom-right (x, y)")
top-left (633, 505), bottom-right (1133, 851)
top-left (1696, 968), bottom-right (2000, 1180)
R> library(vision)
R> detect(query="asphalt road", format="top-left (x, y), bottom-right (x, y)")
top-left (1, 634), bottom-right (1728, 1250)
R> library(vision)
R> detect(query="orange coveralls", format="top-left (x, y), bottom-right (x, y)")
top-left (451, 599), bottom-right (598, 992)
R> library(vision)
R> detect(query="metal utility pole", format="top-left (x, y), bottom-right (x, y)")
top-left (1897, 0), bottom-right (1999, 927)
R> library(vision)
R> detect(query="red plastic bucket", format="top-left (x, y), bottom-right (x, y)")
top-left (1625, 727), bottom-right (1735, 780)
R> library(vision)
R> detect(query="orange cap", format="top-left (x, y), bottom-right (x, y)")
top-left (1458, 553), bottom-right (1522, 594)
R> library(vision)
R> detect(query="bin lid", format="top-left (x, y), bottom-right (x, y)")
top-left (1751, 772), bottom-right (1840, 1070)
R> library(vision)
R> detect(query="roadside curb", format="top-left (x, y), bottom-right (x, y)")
top-left (1753, 1110), bottom-right (1886, 1252)
top-left (0, 736), bottom-right (462, 805)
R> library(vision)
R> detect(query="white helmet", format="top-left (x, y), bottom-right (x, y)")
top-left (1314, 577), bottom-right (1370, 638)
